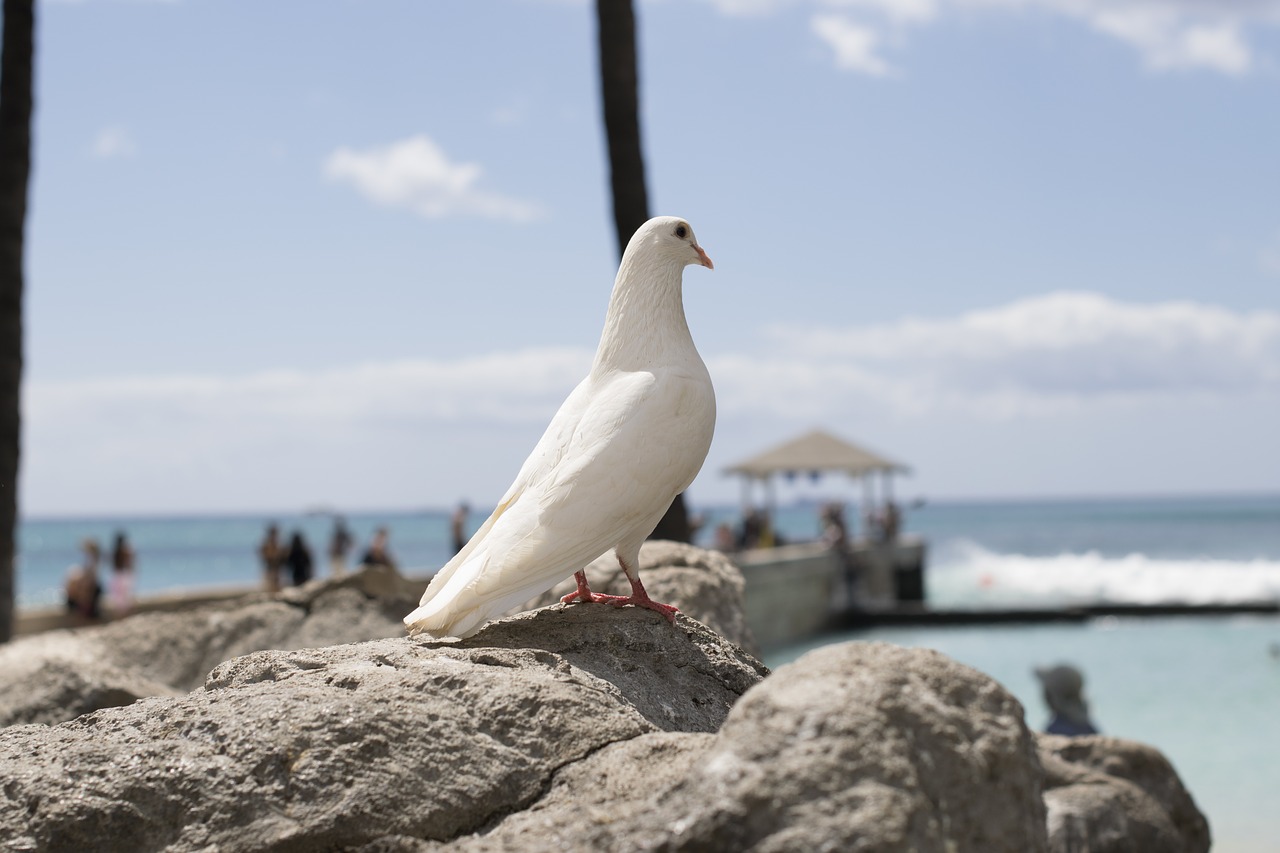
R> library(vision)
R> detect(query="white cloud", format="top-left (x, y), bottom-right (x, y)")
top-left (324, 134), bottom-right (543, 222)
top-left (1091, 8), bottom-right (1252, 74)
top-left (91, 126), bottom-right (137, 159)
top-left (811, 14), bottom-right (895, 75)
top-left (29, 348), bottom-right (592, 437)
top-left (823, 0), bottom-right (939, 25)
top-left (23, 292), bottom-right (1279, 513)
top-left (733, 292), bottom-right (1280, 418)
top-left (716, 0), bottom-right (1280, 76)
top-left (23, 348), bottom-right (592, 514)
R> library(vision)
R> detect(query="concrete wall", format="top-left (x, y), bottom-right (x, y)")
top-left (735, 536), bottom-right (928, 651)
top-left (736, 543), bottom-right (839, 652)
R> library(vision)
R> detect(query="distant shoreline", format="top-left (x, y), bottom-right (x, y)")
top-left (15, 574), bottom-right (434, 638)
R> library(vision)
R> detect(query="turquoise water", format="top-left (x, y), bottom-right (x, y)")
top-left (21, 494), bottom-right (1280, 608)
top-left (17, 495), bottom-right (1280, 850)
top-left (16, 511), bottom-right (456, 607)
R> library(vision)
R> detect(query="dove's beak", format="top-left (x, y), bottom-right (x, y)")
top-left (694, 244), bottom-right (714, 270)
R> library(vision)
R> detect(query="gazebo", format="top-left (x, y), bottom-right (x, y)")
top-left (723, 428), bottom-right (910, 535)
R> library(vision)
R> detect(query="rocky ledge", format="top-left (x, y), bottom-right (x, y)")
top-left (0, 544), bottom-right (1208, 852)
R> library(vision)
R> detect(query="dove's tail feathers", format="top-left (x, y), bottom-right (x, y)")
top-left (403, 543), bottom-right (565, 639)
top-left (404, 600), bottom-right (489, 639)
top-left (403, 578), bottom-right (554, 639)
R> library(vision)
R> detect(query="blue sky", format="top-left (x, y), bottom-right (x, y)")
top-left (20, 0), bottom-right (1280, 515)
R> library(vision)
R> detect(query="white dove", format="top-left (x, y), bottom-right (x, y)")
top-left (404, 216), bottom-right (716, 639)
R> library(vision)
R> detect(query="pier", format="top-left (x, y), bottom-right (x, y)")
top-left (735, 538), bottom-right (1279, 652)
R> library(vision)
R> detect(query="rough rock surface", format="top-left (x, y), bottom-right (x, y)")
top-left (519, 540), bottom-right (759, 657)
top-left (1, 542), bottom-right (1211, 853)
top-left (0, 606), bottom-right (766, 852)
top-left (443, 641), bottom-right (1049, 853)
top-left (1039, 734), bottom-right (1211, 853)
top-left (0, 566), bottom-right (420, 727)
top-left (3, 545), bottom-right (755, 730)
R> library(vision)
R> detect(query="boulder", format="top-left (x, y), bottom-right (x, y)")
top-left (518, 540), bottom-right (760, 657)
top-left (0, 566), bottom-right (420, 727)
top-left (1, 549), bottom-right (758, 730)
top-left (449, 641), bottom-right (1049, 852)
top-left (1039, 734), bottom-right (1211, 853)
top-left (0, 606), bottom-right (767, 852)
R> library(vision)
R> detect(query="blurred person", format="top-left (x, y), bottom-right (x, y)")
top-left (737, 509), bottom-right (764, 550)
top-left (258, 524), bottom-right (286, 593)
top-left (1035, 663), bottom-right (1100, 736)
top-left (451, 502), bottom-right (469, 555)
top-left (328, 517), bottom-right (353, 578)
top-left (881, 499), bottom-right (902, 543)
top-left (821, 503), bottom-right (857, 605)
top-left (713, 522), bottom-right (736, 553)
top-left (286, 531), bottom-right (314, 587)
top-left (108, 530), bottom-right (137, 618)
top-left (820, 502), bottom-right (849, 549)
top-left (360, 527), bottom-right (398, 571)
top-left (65, 538), bottom-right (103, 624)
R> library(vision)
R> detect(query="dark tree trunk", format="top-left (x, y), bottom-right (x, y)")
top-left (594, 0), bottom-right (691, 543)
top-left (595, 0), bottom-right (648, 257)
top-left (0, 0), bottom-right (34, 643)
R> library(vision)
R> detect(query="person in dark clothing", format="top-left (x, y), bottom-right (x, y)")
top-left (285, 531), bottom-right (314, 587)
top-left (1036, 664), bottom-right (1100, 736)
top-left (328, 517), bottom-right (353, 578)
top-left (451, 502), bottom-right (470, 555)
top-left (65, 538), bottom-right (103, 623)
top-left (360, 527), bottom-right (398, 571)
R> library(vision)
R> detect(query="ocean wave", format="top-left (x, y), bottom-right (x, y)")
top-left (928, 540), bottom-right (1280, 607)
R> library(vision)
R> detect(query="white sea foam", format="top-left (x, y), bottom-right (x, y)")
top-left (928, 540), bottom-right (1280, 607)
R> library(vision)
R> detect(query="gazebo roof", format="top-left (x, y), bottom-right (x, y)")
top-left (723, 429), bottom-right (910, 480)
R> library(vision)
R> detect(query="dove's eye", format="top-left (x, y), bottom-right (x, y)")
top-left (675, 224), bottom-right (688, 239)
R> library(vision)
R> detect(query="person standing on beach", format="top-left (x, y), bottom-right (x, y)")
top-left (450, 503), bottom-right (469, 555)
top-left (258, 524), bottom-right (286, 593)
top-left (328, 517), bottom-right (353, 578)
top-left (108, 531), bottom-right (137, 618)
top-left (359, 527), bottom-right (398, 572)
top-left (65, 539), bottom-right (103, 624)
top-left (286, 531), bottom-right (314, 587)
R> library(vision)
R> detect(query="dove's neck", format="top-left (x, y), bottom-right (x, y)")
top-left (592, 254), bottom-right (696, 374)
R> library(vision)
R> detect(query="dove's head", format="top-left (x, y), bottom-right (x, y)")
top-left (629, 216), bottom-right (714, 271)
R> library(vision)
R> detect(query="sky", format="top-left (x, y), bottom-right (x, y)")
top-left (18, 0), bottom-right (1280, 516)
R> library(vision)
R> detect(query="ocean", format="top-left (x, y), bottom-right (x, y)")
top-left (14, 494), bottom-right (1280, 850)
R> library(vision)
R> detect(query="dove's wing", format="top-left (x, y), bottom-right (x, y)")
top-left (405, 368), bottom-right (706, 637)
top-left (410, 374), bottom-right (596, 612)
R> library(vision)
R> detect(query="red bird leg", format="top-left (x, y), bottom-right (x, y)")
top-left (559, 569), bottom-right (634, 607)
top-left (609, 555), bottom-right (680, 624)
top-left (560, 571), bottom-right (597, 604)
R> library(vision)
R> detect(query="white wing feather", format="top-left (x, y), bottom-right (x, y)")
top-left (404, 367), bottom-right (709, 638)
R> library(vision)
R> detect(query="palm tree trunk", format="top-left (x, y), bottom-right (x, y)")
top-left (0, 0), bottom-right (35, 643)
top-left (595, 0), bottom-right (648, 257)
top-left (594, 0), bottom-right (692, 543)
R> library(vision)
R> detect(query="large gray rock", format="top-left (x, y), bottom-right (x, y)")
top-left (0, 566), bottom-right (420, 727)
top-left (0, 606), bottom-right (767, 852)
top-left (519, 540), bottom-right (760, 657)
top-left (1039, 734), bottom-right (1211, 853)
top-left (449, 641), bottom-right (1048, 852)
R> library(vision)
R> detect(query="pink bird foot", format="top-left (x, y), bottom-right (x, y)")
top-left (560, 571), bottom-right (680, 624)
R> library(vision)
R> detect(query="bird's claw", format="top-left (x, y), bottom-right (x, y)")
top-left (560, 589), bottom-right (680, 623)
